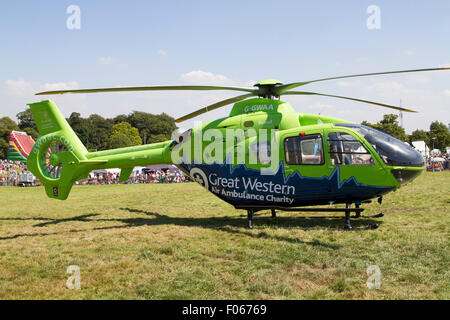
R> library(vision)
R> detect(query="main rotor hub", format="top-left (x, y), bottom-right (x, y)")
top-left (254, 79), bottom-right (283, 99)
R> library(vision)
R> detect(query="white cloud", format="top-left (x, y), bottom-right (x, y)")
top-left (158, 50), bottom-right (167, 56)
top-left (179, 70), bottom-right (235, 85)
top-left (363, 80), bottom-right (422, 96)
top-left (405, 74), bottom-right (431, 85)
top-left (97, 57), bottom-right (127, 68)
top-left (309, 102), bottom-right (334, 114)
top-left (405, 49), bottom-right (414, 56)
top-left (443, 89), bottom-right (450, 96)
top-left (179, 70), bottom-right (255, 90)
top-left (5, 79), bottom-right (33, 95)
top-left (42, 81), bottom-right (80, 91)
top-left (5, 79), bottom-right (79, 95)
top-left (98, 57), bottom-right (115, 65)
top-left (1, 79), bottom-right (86, 121)
top-left (337, 80), bottom-right (361, 87)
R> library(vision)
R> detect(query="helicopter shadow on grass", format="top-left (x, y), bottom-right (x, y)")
top-left (120, 207), bottom-right (383, 232)
top-left (0, 208), bottom-right (382, 249)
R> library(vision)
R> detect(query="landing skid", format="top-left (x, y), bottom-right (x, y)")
top-left (236, 204), bottom-right (383, 230)
top-left (354, 212), bottom-right (384, 219)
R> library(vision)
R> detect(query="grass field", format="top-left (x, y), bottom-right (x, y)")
top-left (0, 171), bottom-right (448, 299)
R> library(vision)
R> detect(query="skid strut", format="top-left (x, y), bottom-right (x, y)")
top-left (354, 203), bottom-right (361, 218)
top-left (344, 203), bottom-right (352, 230)
top-left (247, 209), bottom-right (254, 229)
top-left (239, 204), bottom-right (381, 230)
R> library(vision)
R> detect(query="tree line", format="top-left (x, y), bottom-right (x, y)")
top-left (0, 108), bottom-right (178, 158)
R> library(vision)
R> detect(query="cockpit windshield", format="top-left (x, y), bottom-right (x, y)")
top-left (335, 123), bottom-right (424, 167)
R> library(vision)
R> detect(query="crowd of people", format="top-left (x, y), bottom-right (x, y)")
top-left (0, 159), bottom-right (34, 186)
top-left (78, 168), bottom-right (190, 185)
top-left (1, 157), bottom-right (192, 186)
top-left (425, 153), bottom-right (450, 171)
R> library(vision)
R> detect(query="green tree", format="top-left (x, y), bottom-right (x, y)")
top-left (109, 134), bottom-right (133, 149)
top-left (68, 112), bottom-right (92, 149)
top-left (149, 133), bottom-right (171, 143)
top-left (409, 129), bottom-right (429, 145)
top-left (113, 114), bottom-right (129, 124)
top-left (428, 121), bottom-right (450, 150)
top-left (65, 110), bottom-right (176, 149)
top-left (0, 117), bottom-right (19, 158)
top-left (14, 107), bottom-right (39, 140)
top-left (128, 111), bottom-right (177, 144)
top-left (67, 113), bottom-right (114, 151)
top-left (109, 122), bottom-right (142, 149)
top-left (87, 114), bottom-right (113, 151)
top-left (16, 108), bottom-right (37, 131)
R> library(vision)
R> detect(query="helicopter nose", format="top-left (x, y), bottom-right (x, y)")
top-left (391, 143), bottom-right (424, 166)
top-left (389, 145), bottom-right (424, 185)
top-left (390, 168), bottom-right (423, 185)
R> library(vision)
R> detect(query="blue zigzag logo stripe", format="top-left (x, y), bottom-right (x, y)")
top-left (177, 157), bottom-right (394, 207)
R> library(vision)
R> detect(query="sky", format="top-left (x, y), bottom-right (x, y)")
top-left (0, 0), bottom-right (449, 134)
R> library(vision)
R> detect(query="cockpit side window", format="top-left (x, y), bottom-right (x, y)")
top-left (284, 134), bottom-right (324, 165)
top-left (327, 132), bottom-right (374, 166)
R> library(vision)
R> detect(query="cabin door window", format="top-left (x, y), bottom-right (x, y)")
top-left (284, 134), bottom-right (324, 165)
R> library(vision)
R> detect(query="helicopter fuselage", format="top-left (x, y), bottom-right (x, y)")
top-left (170, 98), bottom-right (424, 209)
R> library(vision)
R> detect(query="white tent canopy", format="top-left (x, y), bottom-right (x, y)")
top-left (412, 141), bottom-right (429, 156)
top-left (430, 157), bottom-right (445, 162)
top-left (106, 168), bottom-right (121, 174)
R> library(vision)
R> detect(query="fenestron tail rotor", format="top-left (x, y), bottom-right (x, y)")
top-left (35, 67), bottom-right (450, 122)
top-left (40, 140), bottom-right (69, 179)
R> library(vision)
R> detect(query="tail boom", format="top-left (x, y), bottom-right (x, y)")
top-left (27, 100), bottom-right (172, 200)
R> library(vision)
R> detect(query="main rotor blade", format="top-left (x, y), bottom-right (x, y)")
top-left (175, 93), bottom-right (257, 123)
top-left (36, 85), bottom-right (255, 95)
top-left (276, 67), bottom-right (450, 94)
top-left (283, 91), bottom-right (418, 113)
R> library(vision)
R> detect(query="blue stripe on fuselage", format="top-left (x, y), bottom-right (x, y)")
top-left (177, 161), bottom-right (394, 207)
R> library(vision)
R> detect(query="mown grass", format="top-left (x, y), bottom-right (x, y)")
top-left (0, 171), bottom-right (448, 299)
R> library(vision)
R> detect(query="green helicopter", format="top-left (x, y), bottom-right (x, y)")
top-left (27, 67), bottom-right (449, 229)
